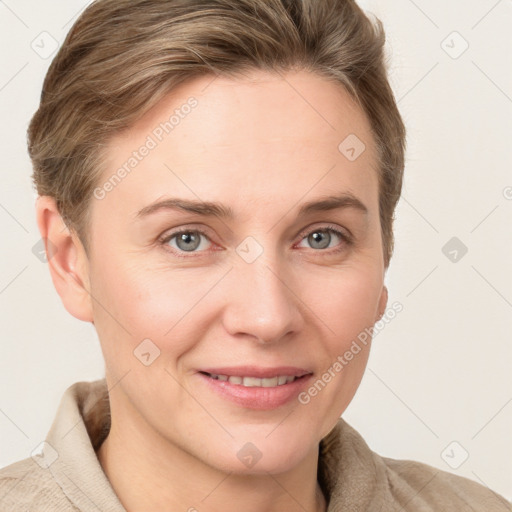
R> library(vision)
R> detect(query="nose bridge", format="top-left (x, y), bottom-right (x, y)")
top-left (222, 241), bottom-right (303, 344)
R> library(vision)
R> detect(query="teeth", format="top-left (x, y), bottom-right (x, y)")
top-left (261, 377), bottom-right (278, 387)
top-left (208, 373), bottom-right (299, 387)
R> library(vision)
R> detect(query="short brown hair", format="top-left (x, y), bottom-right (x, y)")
top-left (28, 0), bottom-right (406, 268)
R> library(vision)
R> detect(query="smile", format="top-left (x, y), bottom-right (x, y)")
top-left (202, 372), bottom-right (300, 387)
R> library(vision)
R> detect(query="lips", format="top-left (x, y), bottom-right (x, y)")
top-left (196, 370), bottom-right (314, 409)
top-left (197, 365), bottom-right (313, 379)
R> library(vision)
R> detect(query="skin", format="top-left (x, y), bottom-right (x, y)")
top-left (36, 69), bottom-right (388, 512)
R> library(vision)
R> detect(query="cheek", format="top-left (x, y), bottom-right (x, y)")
top-left (89, 256), bottom-right (218, 355)
top-left (302, 265), bottom-right (380, 393)
top-left (90, 239), bottom-right (382, 369)
top-left (303, 264), bottom-right (382, 337)
top-left (303, 270), bottom-right (379, 423)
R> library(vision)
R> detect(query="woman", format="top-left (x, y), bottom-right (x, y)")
top-left (0, 0), bottom-right (509, 510)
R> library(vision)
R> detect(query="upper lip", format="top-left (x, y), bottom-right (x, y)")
top-left (198, 366), bottom-right (313, 378)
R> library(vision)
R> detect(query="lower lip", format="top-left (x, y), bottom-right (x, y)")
top-left (196, 372), bottom-right (313, 410)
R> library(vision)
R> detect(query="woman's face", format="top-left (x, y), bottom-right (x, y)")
top-left (85, 69), bottom-right (387, 473)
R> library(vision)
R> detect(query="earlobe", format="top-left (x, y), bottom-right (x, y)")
top-left (35, 196), bottom-right (93, 322)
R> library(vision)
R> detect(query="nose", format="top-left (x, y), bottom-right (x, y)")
top-left (221, 250), bottom-right (304, 345)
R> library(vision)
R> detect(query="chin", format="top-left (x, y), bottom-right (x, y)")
top-left (204, 436), bottom-right (312, 476)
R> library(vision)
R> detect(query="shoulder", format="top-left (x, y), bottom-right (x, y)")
top-left (321, 418), bottom-right (511, 511)
top-left (0, 456), bottom-right (78, 511)
top-left (0, 378), bottom-right (112, 511)
top-left (380, 455), bottom-right (511, 511)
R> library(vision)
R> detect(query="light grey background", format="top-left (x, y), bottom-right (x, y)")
top-left (0, 0), bottom-right (511, 502)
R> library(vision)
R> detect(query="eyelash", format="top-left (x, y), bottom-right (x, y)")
top-left (158, 224), bottom-right (353, 258)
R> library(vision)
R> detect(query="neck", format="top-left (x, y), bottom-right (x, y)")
top-left (96, 410), bottom-right (327, 512)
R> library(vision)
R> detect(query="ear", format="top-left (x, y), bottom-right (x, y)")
top-left (376, 284), bottom-right (388, 323)
top-left (35, 196), bottom-right (93, 322)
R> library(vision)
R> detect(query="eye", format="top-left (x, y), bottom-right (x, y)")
top-left (161, 229), bottom-right (213, 255)
top-left (296, 225), bottom-right (352, 253)
top-left (159, 224), bottom-right (352, 258)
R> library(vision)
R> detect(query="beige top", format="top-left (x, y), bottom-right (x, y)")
top-left (0, 378), bottom-right (510, 511)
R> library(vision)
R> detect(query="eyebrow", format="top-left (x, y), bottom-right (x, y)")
top-left (135, 192), bottom-right (368, 220)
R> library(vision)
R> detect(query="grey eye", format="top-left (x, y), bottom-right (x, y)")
top-left (307, 230), bottom-right (333, 250)
top-left (172, 231), bottom-right (205, 252)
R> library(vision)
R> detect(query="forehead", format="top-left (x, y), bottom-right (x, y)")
top-left (95, 69), bottom-right (379, 224)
